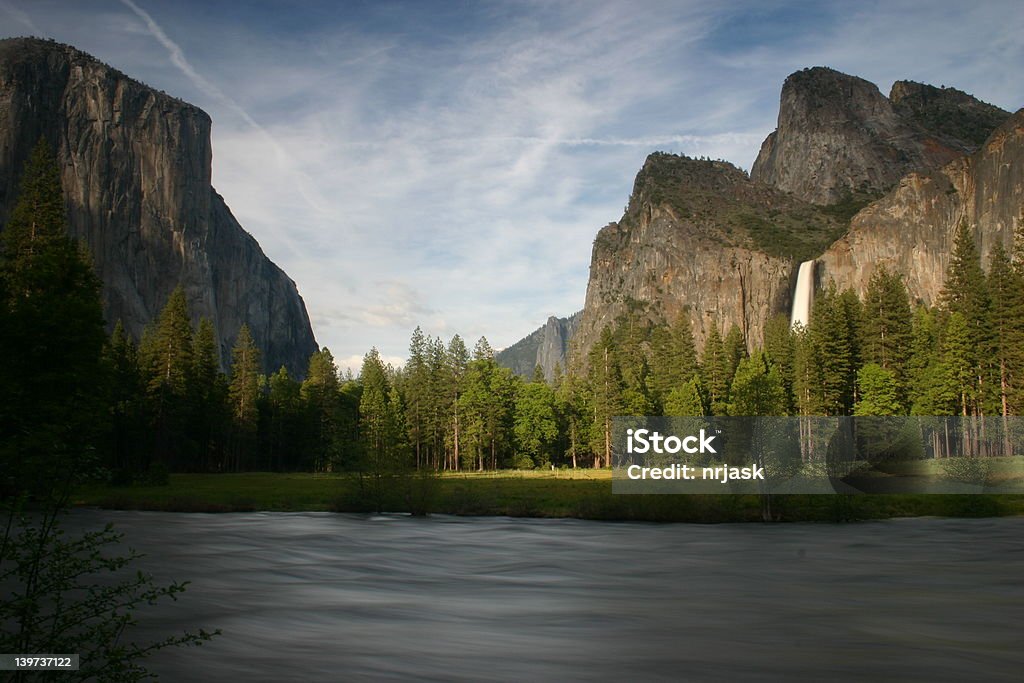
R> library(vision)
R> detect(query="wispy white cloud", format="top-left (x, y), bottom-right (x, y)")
top-left (4, 0), bottom-right (1022, 370)
top-left (0, 0), bottom-right (41, 35)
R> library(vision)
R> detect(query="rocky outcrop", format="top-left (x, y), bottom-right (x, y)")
top-left (571, 153), bottom-right (844, 364)
top-left (819, 109), bottom-right (1024, 303)
top-left (497, 312), bottom-right (580, 380)
top-left (0, 38), bottom-right (317, 376)
top-left (567, 69), bottom-right (1016, 370)
top-left (751, 67), bottom-right (1009, 205)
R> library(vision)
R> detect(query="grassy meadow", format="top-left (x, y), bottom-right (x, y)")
top-left (73, 467), bottom-right (1024, 523)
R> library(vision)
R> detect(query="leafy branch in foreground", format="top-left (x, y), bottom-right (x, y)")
top-left (0, 500), bottom-right (219, 682)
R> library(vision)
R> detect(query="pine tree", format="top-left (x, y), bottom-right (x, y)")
top-left (0, 138), bottom-right (107, 496)
top-left (588, 326), bottom-right (623, 467)
top-left (940, 220), bottom-right (989, 326)
top-left (266, 366), bottom-right (303, 471)
top-left (103, 321), bottom-right (145, 479)
top-left (445, 335), bottom-right (469, 471)
top-left (700, 326), bottom-right (730, 416)
top-left (762, 315), bottom-right (795, 414)
top-left (403, 327), bottom-right (430, 469)
top-left (723, 324), bottom-right (747, 389)
top-left (359, 348), bottom-right (405, 511)
top-left (190, 318), bottom-right (227, 471)
top-left (139, 286), bottom-right (195, 467)
top-left (227, 325), bottom-right (262, 471)
top-left (938, 221), bottom-right (990, 421)
top-left (860, 265), bottom-right (912, 396)
top-left (809, 284), bottom-right (856, 415)
top-left (647, 314), bottom-right (698, 409)
top-left (302, 348), bottom-right (341, 472)
top-left (986, 243), bottom-right (1024, 416)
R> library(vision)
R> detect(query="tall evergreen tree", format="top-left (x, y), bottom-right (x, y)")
top-left (403, 327), bottom-right (430, 469)
top-left (809, 284), bottom-right (856, 415)
top-left (860, 265), bottom-right (912, 396)
top-left (302, 348), bottom-right (342, 472)
top-left (139, 286), bottom-right (194, 467)
top-left (723, 324), bottom-right (747, 390)
top-left (986, 243), bottom-right (1024, 416)
top-left (648, 314), bottom-right (700, 411)
top-left (588, 326), bottom-right (623, 467)
top-left (762, 315), bottom-right (796, 414)
top-left (445, 335), bottom-right (469, 471)
top-left (0, 138), bottom-right (107, 496)
top-left (227, 325), bottom-right (262, 471)
top-left (190, 318), bottom-right (227, 471)
top-left (265, 366), bottom-right (303, 471)
top-left (700, 326), bottom-right (730, 416)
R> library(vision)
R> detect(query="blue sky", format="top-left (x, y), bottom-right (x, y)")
top-left (2, 0), bottom-right (1023, 373)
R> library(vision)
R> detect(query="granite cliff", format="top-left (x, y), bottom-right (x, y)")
top-left (561, 67), bottom-right (1014, 369)
top-left (818, 108), bottom-right (1024, 303)
top-left (0, 38), bottom-right (317, 376)
top-left (496, 312), bottom-right (580, 380)
top-left (569, 153), bottom-right (846, 364)
top-left (751, 67), bottom-right (1008, 205)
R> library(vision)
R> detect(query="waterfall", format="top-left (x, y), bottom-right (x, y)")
top-left (790, 260), bottom-right (815, 329)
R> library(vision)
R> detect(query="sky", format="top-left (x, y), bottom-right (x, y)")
top-left (2, 0), bottom-right (1023, 374)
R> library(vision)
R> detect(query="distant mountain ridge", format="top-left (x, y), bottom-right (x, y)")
top-left (0, 37), bottom-right (318, 376)
top-left (497, 312), bottom-right (581, 380)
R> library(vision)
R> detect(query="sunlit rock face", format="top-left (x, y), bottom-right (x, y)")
top-left (751, 67), bottom-right (1009, 205)
top-left (819, 109), bottom-right (1024, 304)
top-left (568, 68), bottom-right (1015, 367)
top-left (571, 154), bottom-right (843, 363)
top-left (0, 38), bottom-right (317, 376)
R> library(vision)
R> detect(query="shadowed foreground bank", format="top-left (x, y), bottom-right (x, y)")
top-left (74, 472), bottom-right (1024, 522)
top-left (66, 511), bottom-right (1024, 682)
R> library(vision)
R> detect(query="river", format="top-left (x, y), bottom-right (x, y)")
top-left (61, 510), bottom-right (1024, 681)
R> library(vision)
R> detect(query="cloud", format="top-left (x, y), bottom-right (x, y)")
top-left (5, 0), bottom-right (1022, 370)
top-left (0, 0), bottom-right (41, 35)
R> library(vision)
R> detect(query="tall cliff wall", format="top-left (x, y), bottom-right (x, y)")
top-left (570, 153), bottom-right (845, 364)
top-left (751, 67), bottom-right (1008, 205)
top-left (0, 38), bottom-right (317, 375)
top-left (819, 109), bottom-right (1024, 303)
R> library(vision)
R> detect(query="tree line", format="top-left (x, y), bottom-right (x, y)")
top-left (5, 137), bottom-right (1023, 485)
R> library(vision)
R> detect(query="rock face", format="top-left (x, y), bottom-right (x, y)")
top-left (497, 312), bottom-right (581, 380)
top-left (571, 153), bottom-right (845, 364)
top-left (751, 67), bottom-right (1009, 205)
top-left (568, 68), bottom-right (1015, 370)
top-left (0, 38), bottom-right (317, 376)
top-left (819, 109), bottom-right (1024, 304)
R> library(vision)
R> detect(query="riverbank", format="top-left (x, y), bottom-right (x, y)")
top-left (73, 471), bottom-right (1024, 522)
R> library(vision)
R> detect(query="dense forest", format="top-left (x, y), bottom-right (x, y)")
top-left (3, 141), bottom-right (1024, 489)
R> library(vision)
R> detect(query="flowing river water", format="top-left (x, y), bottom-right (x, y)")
top-left (61, 510), bottom-right (1024, 681)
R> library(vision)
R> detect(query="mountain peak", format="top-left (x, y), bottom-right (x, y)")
top-left (751, 68), bottom-right (1010, 205)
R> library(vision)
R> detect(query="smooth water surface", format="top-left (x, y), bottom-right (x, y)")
top-left (62, 511), bottom-right (1024, 681)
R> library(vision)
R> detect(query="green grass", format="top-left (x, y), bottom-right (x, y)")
top-left (72, 470), bottom-right (1024, 523)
